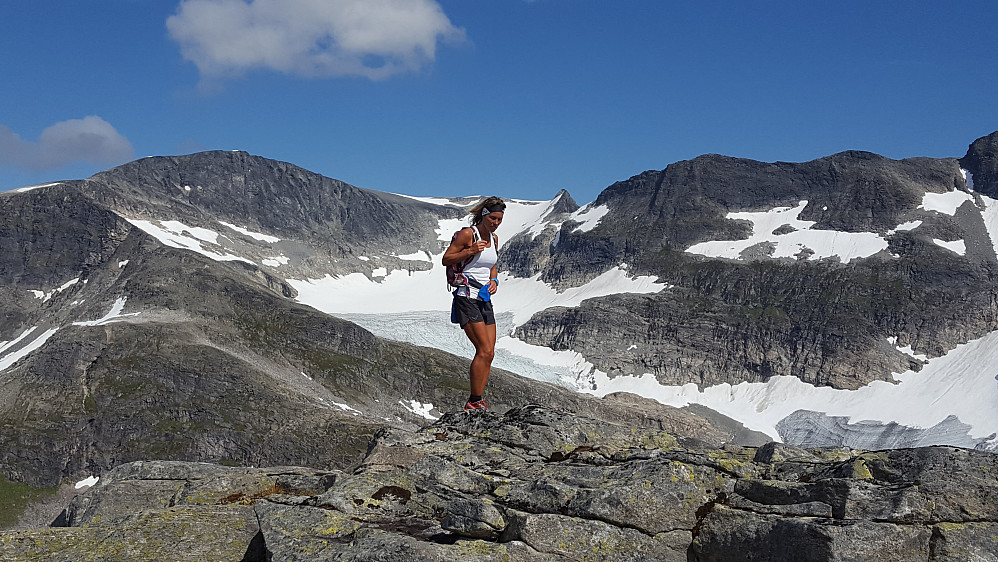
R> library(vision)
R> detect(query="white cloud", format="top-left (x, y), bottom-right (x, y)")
top-left (0, 116), bottom-right (135, 171)
top-left (166, 0), bottom-right (465, 81)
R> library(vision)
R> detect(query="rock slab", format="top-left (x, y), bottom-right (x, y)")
top-left (2, 406), bottom-right (996, 561)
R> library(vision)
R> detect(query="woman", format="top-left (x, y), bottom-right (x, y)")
top-left (442, 196), bottom-right (505, 411)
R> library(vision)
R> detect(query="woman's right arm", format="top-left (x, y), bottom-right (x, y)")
top-left (442, 228), bottom-right (484, 266)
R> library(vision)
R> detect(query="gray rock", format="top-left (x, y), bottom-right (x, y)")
top-left (503, 510), bottom-right (690, 562)
top-left (3, 407), bottom-right (997, 561)
top-left (930, 522), bottom-right (998, 562)
top-left (692, 505), bottom-right (933, 562)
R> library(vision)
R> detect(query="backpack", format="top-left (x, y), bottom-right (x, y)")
top-left (445, 227), bottom-right (498, 290)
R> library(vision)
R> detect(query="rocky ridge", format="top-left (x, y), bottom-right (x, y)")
top-left (1, 406), bottom-right (995, 561)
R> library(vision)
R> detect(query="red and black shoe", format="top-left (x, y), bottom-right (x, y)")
top-left (463, 398), bottom-right (488, 411)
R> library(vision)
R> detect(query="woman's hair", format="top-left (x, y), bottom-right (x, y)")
top-left (468, 196), bottom-right (506, 225)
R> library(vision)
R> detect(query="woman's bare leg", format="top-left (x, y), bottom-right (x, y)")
top-left (463, 320), bottom-right (497, 397)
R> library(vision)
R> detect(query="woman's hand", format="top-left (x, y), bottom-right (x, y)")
top-left (469, 240), bottom-right (488, 255)
top-left (488, 279), bottom-right (498, 294)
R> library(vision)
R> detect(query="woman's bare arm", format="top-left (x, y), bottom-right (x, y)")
top-left (442, 228), bottom-right (486, 266)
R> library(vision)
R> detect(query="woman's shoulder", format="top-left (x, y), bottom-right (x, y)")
top-left (452, 226), bottom-right (475, 241)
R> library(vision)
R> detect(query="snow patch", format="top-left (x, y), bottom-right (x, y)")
top-left (501, 199), bottom-right (560, 242)
top-left (57, 277), bottom-right (80, 293)
top-left (72, 297), bottom-right (140, 327)
top-left (932, 238), bottom-right (966, 255)
top-left (920, 190), bottom-right (974, 216)
top-left (289, 260), bottom-right (665, 329)
top-left (395, 250), bottom-right (431, 262)
top-left (126, 218), bottom-right (253, 264)
top-left (887, 220), bottom-right (921, 235)
top-left (685, 201), bottom-right (888, 263)
top-left (400, 399), bottom-right (439, 420)
top-left (576, 329), bottom-right (998, 444)
top-left (1, 327), bottom-right (41, 356)
top-left (30, 277), bottom-right (80, 302)
top-left (887, 337), bottom-right (928, 362)
top-left (390, 193), bottom-right (467, 207)
top-left (75, 476), bottom-right (99, 489)
top-left (501, 267), bottom-right (667, 327)
top-left (161, 221), bottom-right (221, 244)
top-left (15, 182), bottom-right (61, 193)
top-left (961, 168), bottom-right (975, 192)
top-left (977, 195), bottom-right (998, 258)
top-left (0, 327), bottom-right (59, 372)
top-left (118, 260), bottom-right (129, 268)
top-left (219, 221), bottom-right (280, 243)
top-left (262, 255), bottom-right (290, 267)
top-left (331, 401), bottom-right (361, 415)
top-left (571, 204), bottom-right (609, 233)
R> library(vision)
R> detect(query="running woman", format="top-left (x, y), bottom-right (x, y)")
top-left (442, 196), bottom-right (505, 411)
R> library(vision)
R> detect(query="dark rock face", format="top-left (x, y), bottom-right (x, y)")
top-left (79, 150), bottom-right (463, 279)
top-left (961, 131), bottom-right (998, 197)
top-left (2, 407), bottom-right (994, 561)
top-left (0, 183), bottom-right (132, 287)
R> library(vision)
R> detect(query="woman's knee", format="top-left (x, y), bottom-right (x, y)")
top-left (476, 346), bottom-right (495, 362)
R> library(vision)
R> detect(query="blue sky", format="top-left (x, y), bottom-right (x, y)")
top-left (1, 1), bottom-right (995, 204)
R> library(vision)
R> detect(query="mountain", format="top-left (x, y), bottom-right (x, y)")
top-left (512, 134), bottom-right (998, 450)
top-left (1, 133), bottom-right (997, 536)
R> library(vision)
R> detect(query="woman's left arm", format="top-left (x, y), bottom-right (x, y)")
top-left (489, 235), bottom-right (499, 294)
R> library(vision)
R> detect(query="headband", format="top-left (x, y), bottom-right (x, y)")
top-left (481, 203), bottom-right (506, 215)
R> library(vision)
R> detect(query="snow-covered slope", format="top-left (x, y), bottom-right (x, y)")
top-left (283, 196), bottom-right (666, 386)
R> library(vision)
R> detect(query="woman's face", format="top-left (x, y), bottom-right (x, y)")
top-left (482, 211), bottom-right (503, 231)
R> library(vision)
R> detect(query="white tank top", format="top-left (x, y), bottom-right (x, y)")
top-left (455, 229), bottom-right (497, 299)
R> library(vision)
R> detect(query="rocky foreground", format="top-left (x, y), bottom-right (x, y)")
top-left (2, 405), bottom-right (996, 561)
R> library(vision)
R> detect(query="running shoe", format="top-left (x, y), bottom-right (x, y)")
top-left (463, 398), bottom-right (488, 411)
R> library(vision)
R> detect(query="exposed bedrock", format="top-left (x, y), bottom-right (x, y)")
top-left (3, 406), bottom-right (995, 561)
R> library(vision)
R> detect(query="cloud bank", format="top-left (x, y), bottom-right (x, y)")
top-left (166, 0), bottom-right (465, 80)
top-left (0, 116), bottom-right (135, 171)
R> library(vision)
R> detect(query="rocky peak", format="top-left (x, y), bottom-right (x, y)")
top-left (549, 189), bottom-right (579, 214)
top-left (82, 150), bottom-right (459, 249)
top-left (960, 130), bottom-right (998, 196)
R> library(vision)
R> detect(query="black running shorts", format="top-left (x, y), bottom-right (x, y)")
top-left (450, 295), bottom-right (496, 327)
